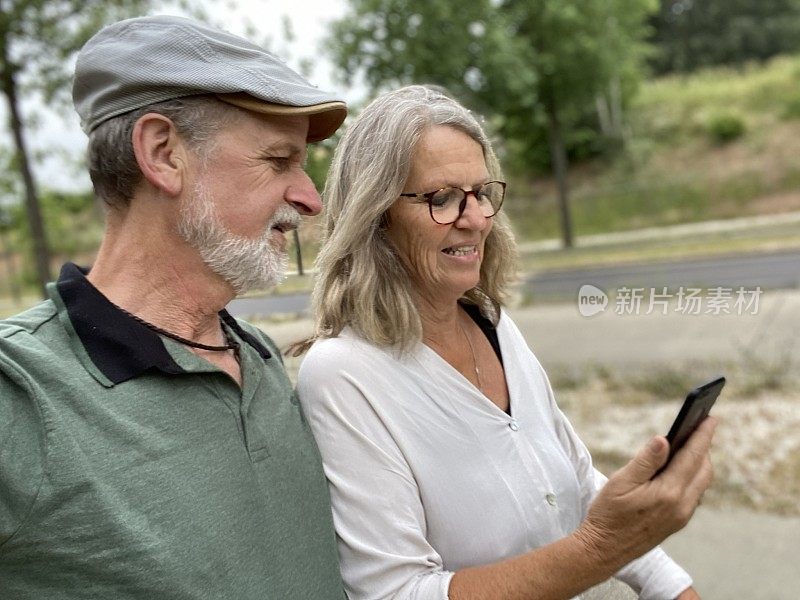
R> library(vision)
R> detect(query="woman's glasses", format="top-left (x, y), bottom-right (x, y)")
top-left (399, 180), bottom-right (506, 225)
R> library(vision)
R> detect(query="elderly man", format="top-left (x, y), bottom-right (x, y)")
top-left (0, 16), bottom-right (347, 599)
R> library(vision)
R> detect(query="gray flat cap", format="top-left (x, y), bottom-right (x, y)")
top-left (73, 15), bottom-right (347, 142)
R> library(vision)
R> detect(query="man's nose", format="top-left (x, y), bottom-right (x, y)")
top-left (286, 171), bottom-right (322, 216)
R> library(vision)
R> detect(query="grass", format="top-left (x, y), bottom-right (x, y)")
top-left (519, 219), bottom-right (800, 273)
top-left (633, 56), bottom-right (800, 120)
top-left (552, 353), bottom-right (800, 408)
top-left (551, 340), bottom-right (800, 438)
top-left (504, 53), bottom-right (800, 244)
top-left (735, 344), bottom-right (799, 398)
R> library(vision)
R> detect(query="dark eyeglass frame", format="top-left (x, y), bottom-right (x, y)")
top-left (399, 180), bottom-right (507, 225)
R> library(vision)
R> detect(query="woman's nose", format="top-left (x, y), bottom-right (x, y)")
top-left (454, 191), bottom-right (488, 229)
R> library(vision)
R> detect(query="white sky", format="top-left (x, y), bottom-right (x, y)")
top-left (11, 0), bottom-right (356, 193)
top-left (209, 0), bottom-right (352, 95)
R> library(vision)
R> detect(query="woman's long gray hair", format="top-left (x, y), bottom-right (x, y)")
top-left (295, 85), bottom-right (517, 354)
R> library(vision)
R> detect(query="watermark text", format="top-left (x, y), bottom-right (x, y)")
top-left (577, 285), bottom-right (762, 317)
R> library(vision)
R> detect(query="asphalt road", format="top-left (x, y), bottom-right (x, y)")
top-left (227, 249), bottom-right (800, 318)
top-left (229, 291), bottom-right (311, 317)
top-left (524, 248), bottom-right (800, 301)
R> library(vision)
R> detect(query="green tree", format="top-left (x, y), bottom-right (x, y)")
top-left (502, 0), bottom-right (656, 247)
top-left (329, 1), bottom-right (526, 101)
top-left (649, 0), bottom-right (800, 74)
top-left (328, 0), bottom-right (656, 247)
top-left (8, 189), bottom-right (103, 287)
top-left (0, 0), bottom-right (156, 296)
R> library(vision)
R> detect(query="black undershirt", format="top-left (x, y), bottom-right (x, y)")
top-left (461, 302), bottom-right (503, 366)
top-left (461, 302), bottom-right (509, 415)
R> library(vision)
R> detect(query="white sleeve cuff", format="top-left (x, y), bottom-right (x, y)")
top-left (616, 545), bottom-right (693, 600)
top-left (385, 570), bottom-right (453, 600)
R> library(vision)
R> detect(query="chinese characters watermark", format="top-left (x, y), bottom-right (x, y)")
top-left (578, 284), bottom-right (762, 317)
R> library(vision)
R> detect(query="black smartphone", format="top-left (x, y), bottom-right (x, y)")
top-left (655, 376), bottom-right (725, 477)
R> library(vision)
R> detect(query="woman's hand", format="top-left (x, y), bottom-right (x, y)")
top-left (574, 417), bottom-right (717, 574)
top-left (451, 419), bottom-right (715, 600)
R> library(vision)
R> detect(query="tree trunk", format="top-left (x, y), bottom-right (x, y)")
top-left (545, 104), bottom-right (574, 248)
top-left (0, 227), bottom-right (21, 303)
top-left (596, 94), bottom-right (612, 137)
top-left (292, 229), bottom-right (304, 276)
top-left (0, 55), bottom-right (52, 297)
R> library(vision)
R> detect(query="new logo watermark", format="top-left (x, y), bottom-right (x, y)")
top-left (578, 284), bottom-right (609, 317)
top-left (577, 285), bottom-right (762, 317)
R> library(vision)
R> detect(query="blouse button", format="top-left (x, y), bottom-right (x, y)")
top-left (508, 419), bottom-right (520, 431)
top-left (545, 493), bottom-right (557, 507)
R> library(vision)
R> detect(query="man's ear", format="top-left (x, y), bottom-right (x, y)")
top-left (131, 113), bottom-right (188, 197)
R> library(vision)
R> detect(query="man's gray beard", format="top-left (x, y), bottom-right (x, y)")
top-left (177, 185), bottom-right (299, 295)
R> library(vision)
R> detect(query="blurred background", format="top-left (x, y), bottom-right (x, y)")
top-left (1, 1), bottom-right (798, 597)
top-left (3, 0), bottom-right (800, 298)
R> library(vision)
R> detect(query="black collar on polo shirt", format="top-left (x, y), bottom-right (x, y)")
top-left (55, 262), bottom-right (271, 385)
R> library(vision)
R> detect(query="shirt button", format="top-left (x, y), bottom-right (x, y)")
top-left (545, 493), bottom-right (557, 507)
top-left (508, 419), bottom-right (520, 431)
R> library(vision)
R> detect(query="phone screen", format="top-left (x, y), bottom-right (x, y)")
top-left (655, 376), bottom-right (725, 477)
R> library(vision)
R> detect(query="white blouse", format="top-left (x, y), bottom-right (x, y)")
top-left (297, 311), bottom-right (691, 600)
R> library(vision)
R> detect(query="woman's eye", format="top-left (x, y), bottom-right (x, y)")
top-left (430, 188), bottom-right (459, 207)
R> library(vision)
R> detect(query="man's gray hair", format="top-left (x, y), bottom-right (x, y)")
top-left (301, 84), bottom-right (518, 354)
top-left (86, 95), bottom-right (239, 206)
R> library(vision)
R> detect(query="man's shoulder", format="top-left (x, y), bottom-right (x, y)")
top-left (0, 300), bottom-right (59, 346)
top-left (0, 301), bottom-right (66, 392)
top-left (232, 316), bottom-right (281, 356)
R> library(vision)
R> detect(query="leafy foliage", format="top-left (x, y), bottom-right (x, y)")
top-left (782, 95), bottom-right (800, 120)
top-left (4, 189), bottom-right (103, 287)
top-left (329, 0), bottom-right (656, 168)
top-left (328, 0), bottom-right (530, 114)
top-left (648, 0), bottom-right (800, 75)
top-left (15, 190), bottom-right (101, 252)
top-left (706, 112), bottom-right (746, 144)
top-left (499, 0), bottom-right (657, 170)
top-left (0, 0), bottom-right (158, 104)
top-left (328, 0), bottom-right (658, 247)
top-left (0, 0), bottom-right (166, 293)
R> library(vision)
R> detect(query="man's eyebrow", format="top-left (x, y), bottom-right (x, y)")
top-left (257, 142), bottom-right (305, 156)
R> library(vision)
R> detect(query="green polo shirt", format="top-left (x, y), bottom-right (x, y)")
top-left (0, 263), bottom-right (345, 599)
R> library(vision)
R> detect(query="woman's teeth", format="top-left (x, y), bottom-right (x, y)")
top-left (443, 245), bottom-right (476, 256)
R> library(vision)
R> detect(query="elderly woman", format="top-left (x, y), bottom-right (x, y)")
top-left (296, 85), bottom-right (714, 600)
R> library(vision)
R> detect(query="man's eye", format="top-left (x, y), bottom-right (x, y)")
top-left (268, 157), bottom-right (291, 171)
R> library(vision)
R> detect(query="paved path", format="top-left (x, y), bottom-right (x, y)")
top-left (507, 288), bottom-right (800, 371)
top-left (662, 507), bottom-right (800, 599)
top-left (267, 289), bottom-right (800, 372)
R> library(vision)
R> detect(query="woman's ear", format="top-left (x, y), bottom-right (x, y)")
top-left (131, 113), bottom-right (187, 197)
